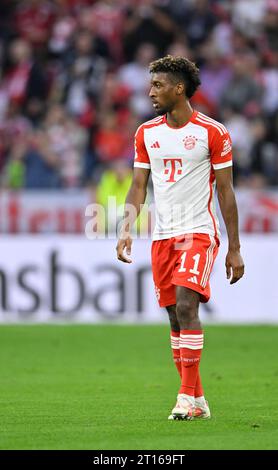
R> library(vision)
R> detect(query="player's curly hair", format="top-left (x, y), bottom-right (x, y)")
top-left (149, 55), bottom-right (201, 99)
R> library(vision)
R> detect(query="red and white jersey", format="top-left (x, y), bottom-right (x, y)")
top-left (134, 110), bottom-right (233, 240)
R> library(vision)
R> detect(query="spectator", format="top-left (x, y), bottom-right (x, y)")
top-left (76, 7), bottom-right (111, 60)
top-left (2, 138), bottom-right (26, 189)
top-left (96, 159), bottom-right (149, 233)
top-left (173, 0), bottom-right (218, 51)
top-left (4, 38), bottom-right (47, 124)
top-left (95, 111), bottom-right (129, 164)
top-left (89, 0), bottom-right (127, 64)
top-left (123, 0), bottom-right (176, 61)
top-left (0, 101), bottom-right (32, 171)
top-left (262, 1), bottom-right (278, 53)
top-left (261, 51), bottom-right (278, 115)
top-left (96, 160), bottom-right (132, 208)
top-left (14, 0), bottom-right (56, 51)
top-left (250, 117), bottom-right (278, 186)
top-left (200, 43), bottom-right (232, 110)
top-left (232, 0), bottom-right (266, 38)
top-left (118, 42), bottom-right (157, 119)
top-left (24, 130), bottom-right (61, 189)
top-left (223, 108), bottom-right (254, 183)
top-left (48, 5), bottom-right (77, 57)
top-left (97, 71), bottom-right (131, 117)
top-left (96, 159), bottom-right (132, 232)
top-left (62, 29), bottom-right (107, 117)
top-left (221, 52), bottom-right (263, 114)
top-left (44, 104), bottom-right (87, 187)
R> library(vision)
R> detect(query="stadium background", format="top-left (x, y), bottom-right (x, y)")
top-left (0, 0), bottom-right (278, 451)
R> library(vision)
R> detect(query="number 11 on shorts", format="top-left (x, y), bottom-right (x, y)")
top-left (178, 252), bottom-right (201, 275)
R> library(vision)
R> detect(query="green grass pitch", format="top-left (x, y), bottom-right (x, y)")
top-left (0, 324), bottom-right (278, 450)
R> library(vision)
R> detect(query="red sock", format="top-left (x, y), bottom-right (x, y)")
top-left (195, 371), bottom-right (204, 398)
top-left (179, 330), bottom-right (204, 396)
top-left (170, 330), bottom-right (182, 378)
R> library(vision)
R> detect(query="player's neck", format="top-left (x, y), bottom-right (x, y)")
top-left (166, 101), bottom-right (194, 128)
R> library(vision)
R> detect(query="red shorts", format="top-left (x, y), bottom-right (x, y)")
top-left (151, 233), bottom-right (219, 307)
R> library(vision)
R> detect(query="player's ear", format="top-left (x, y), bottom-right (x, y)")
top-left (176, 82), bottom-right (185, 95)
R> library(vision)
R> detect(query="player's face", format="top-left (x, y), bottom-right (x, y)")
top-left (149, 73), bottom-right (179, 115)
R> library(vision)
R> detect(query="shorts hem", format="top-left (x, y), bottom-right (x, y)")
top-left (158, 297), bottom-right (176, 308)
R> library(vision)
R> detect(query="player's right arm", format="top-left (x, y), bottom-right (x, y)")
top-left (117, 124), bottom-right (151, 263)
top-left (116, 167), bottom-right (150, 263)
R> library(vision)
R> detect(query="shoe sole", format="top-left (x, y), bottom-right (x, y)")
top-left (171, 413), bottom-right (194, 421)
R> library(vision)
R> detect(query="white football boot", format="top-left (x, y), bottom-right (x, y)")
top-left (193, 397), bottom-right (211, 419)
top-left (168, 394), bottom-right (194, 420)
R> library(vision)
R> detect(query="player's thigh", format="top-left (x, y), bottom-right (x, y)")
top-left (176, 286), bottom-right (200, 313)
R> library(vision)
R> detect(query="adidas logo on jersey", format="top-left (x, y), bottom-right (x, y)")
top-left (151, 141), bottom-right (160, 148)
top-left (187, 276), bottom-right (198, 284)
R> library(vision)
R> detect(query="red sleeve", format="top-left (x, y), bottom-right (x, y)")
top-left (133, 125), bottom-right (151, 169)
top-left (209, 126), bottom-right (233, 170)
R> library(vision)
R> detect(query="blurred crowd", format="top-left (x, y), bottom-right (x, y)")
top-left (0, 0), bottom-right (278, 201)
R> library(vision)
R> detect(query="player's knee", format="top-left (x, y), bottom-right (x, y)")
top-left (176, 298), bottom-right (198, 323)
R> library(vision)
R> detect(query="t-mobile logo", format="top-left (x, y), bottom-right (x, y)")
top-left (163, 158), bottom-right (182, 182)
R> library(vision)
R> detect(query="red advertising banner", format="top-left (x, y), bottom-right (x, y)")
top-left (1, 189), bottom-right (278, 234)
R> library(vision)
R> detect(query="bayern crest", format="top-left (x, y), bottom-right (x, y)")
top-left (183, 135), bottom-right (198, 150)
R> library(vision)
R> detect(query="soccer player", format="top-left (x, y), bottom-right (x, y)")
top-left (116, 56), bottom-right (244, 420)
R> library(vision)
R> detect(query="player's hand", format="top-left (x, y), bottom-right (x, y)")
top-left (225, 250), bottom-right (244, 284)
top-left (116, 236), bottom-right (133, 263)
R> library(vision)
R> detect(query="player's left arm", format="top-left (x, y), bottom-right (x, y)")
top-left (215, 167), bottom-right (245, 284)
